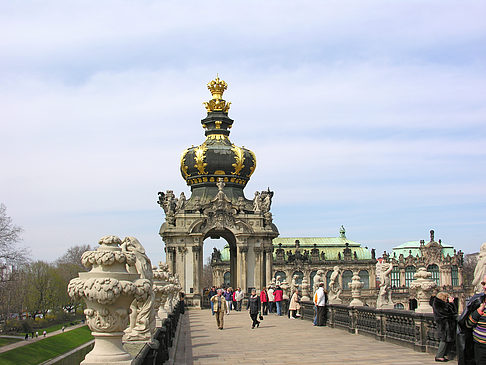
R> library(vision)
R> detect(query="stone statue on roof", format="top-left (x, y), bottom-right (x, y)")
top-left (473, 242), bottom-right (486, 293)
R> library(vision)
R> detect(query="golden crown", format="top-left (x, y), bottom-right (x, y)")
top-left (203, 76), bottom-right (231, 113)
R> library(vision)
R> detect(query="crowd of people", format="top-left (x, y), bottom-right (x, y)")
top-left (206, 275), bottom-right (486, 364)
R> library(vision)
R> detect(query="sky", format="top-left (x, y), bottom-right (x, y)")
top-left (1, 1), bottom-right (485, 265)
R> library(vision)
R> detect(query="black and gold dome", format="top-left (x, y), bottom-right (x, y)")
top-left (180, 77), bottom-right (256, 194)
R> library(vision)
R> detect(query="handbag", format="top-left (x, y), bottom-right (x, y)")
top-left (259, 314), bottom-right (263, 321)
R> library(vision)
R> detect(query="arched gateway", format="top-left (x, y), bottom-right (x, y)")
top-left (158, 77), bottom-right (279, 307)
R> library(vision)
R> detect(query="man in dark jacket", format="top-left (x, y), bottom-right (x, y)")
top-left (247, 289), bottom-right (261, 329)
top-left (208, 286), bottom-right (217, 315)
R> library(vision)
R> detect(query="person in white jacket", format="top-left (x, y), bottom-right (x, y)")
top-left (267, 286), bottom-right (275, 313)
top-left (235, 288), bottom-right (244, 311)
top-left (314, 283), bottom-right (328, 326)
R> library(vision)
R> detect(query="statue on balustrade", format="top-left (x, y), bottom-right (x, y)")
top-left (376, 262), bottom-right (393, 309)
top-left (472, 242), bottom-right (486, 293)
top-left (328, 266), bottom-right (342, 304)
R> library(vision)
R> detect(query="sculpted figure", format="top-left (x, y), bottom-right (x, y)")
top-left (377, 262), bottom-right (393, 308)
top-left (473, 243), bottom-right (486, 293)
top-left (121, 237), bottom-right (156, 341)
top-left (291, 274), bottom-right (299, 293)
top-left (313, 270), bottom-right (324, 292)
top-left (253, 192), bottom-right (262, 212)
top-left (328, 266), bottom-right (342, 304)
top-left (176, 192), bottom-right (186, 212)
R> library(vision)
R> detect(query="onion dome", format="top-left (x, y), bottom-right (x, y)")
top-left (180, 77), bottom-right (256, 193)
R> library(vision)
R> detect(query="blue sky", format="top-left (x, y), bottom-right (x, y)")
top-left (1, 1), bottom-right (485, 264)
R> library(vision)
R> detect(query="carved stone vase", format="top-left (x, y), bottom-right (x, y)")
top-left (68, 235), bottom-right (142, 364)
top-left (348, 272), bottom-right (364, 306)
top-left (410, 267), bottom-right (437, 313)
top-left (153, 262), bottom-right (170, 327)
top-left (301, 278), bottom-right (311, 301)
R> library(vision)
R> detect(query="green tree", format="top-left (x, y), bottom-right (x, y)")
top-left (23, 261), bottom-right (64, 318)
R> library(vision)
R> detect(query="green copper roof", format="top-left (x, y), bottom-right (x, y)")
top-left (216, 235), bottom-right (373, 262)
top-left (392, 240), bottom-right (455, 258)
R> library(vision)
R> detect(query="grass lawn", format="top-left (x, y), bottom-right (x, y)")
top-left (0, 337), bottom-right (22, 347)
top-left (0, 326), bottom-right (93, 365)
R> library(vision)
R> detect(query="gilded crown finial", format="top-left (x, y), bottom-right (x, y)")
top-left (203, 75), bottom-right (231, 113)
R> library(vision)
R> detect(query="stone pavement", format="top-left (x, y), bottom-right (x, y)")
top-left (174, 309), bottom-right (441, 365)
top-left (0, 323), bottom-right (85, 354)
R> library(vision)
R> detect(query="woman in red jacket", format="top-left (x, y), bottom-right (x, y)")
top-left (274, 285), bottom-right (284, 316)
top-left (260, 287), bottom-right (268, 315)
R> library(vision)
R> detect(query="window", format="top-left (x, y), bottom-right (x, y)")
top-left (391, 266), bottom-right (400, 288)
top-left (359, 270), bottom-right (369, 289)
top-left (342, 270), bottom-right (353, 290)
top-left (223, 271), bottom-right (231, 286)
top-left (451, 265), bottom-right (459, 287)
top-left (274, 271), bottom-right (286, 282)
top-left (427, 264), bottom-right (440, 286)
top-left (310, 270), bottom-right (317, 289)
top-left (292, 271), bottom-right (304, 285)
top-left (394, 303), bottom-right (404, 310)
top-left (405, 266), bottom-right (416, 287)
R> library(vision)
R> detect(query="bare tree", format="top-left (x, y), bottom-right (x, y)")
top-left (0, 203), bottom-right (28, 266)
top-left (463, 252), bottom-right (479, 287)
top-left (201, 256), bottom-right (213, 290)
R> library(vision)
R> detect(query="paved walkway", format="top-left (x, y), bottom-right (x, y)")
top-left (0, 323), bottom-right (85, 354)
top-left (174, 309), bottom-right (440, 365)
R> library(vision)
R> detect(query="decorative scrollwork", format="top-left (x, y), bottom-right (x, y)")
top-left (194, 143), bottom-right (208, 175)
top-left (231, 145), bottom-right (245, 175)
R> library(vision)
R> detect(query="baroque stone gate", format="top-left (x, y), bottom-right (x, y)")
top-left (158, 77), bottom-right (279, 306)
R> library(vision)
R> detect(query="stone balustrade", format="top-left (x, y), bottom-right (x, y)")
top-left (299, 300), bottom-right (448, 355)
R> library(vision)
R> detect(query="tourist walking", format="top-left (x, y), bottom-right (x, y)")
top-left (260, 287), bottom-right (268, 315)
top-left (235, 287), bottom-right (244, 311)
top-left (274, 285), bottom-right (284, 316)
top-left (267, 286), bottom-right (275, 313)
top-left (210, 289), bottom-right (227, 330)
top-left (223, 288), bottom-right (233, 314)
top-left (247, 289), bottom-right (261, 329)
top-left (289, 288), bottom-right (301, 319)
top-left (43, 330), bottom-right (47, 337)
top-left (430, 292), bottom-right (457, 362)
top-left (314, 283), bottom-right (328, 326)
top-left (208, 286), bottom-right (217, 315)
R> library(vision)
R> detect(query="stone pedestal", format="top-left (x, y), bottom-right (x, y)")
top-left (68, 235), bottom-right (147, 365)
top-left (349, 272), bottom-right (364, 307)
top-left (410, 267), bottom-right (437, 314)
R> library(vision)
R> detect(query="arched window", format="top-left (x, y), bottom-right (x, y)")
top-left (394, 303), bottom-right (405, 310)
top-left (274, 271), bottom-right (287, 283)
top-left (391, 266), bottom-right (400, 288)
top-left (223, 271), bottom-right (231, 286)
top-left (405, 266), bottom-right (416, 287)
top-left (342, 270), bottom-right (353, 290)
top-left (359, 270), bottom-right (369, 289)
top-left (292, 271), bottom-right (304, 285)
top-left (310, 270), bottom-right (317, 289)
top-left (325, 270), bottom-right (332, 288)
top-left (451, 265), bottom-right (459, 286)
top-left (427, 264), bottom-right (440, 286)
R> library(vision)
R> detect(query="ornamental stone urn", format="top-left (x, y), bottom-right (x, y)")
top-left (410, 267), bottom-right (437, 313)
top-left (348, 272), bottom-right (364, 306)
top-left (68, 235), bottom-right (147, 364)
top-left (301, 277), bottom-right (311, 301)
top-left (153, 262), bottom-right (170, 327)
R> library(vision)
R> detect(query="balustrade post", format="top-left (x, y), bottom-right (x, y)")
top-left (375, 310), bottom-right (385, 342)
top-left (413, 314), bottom-right (427, 352)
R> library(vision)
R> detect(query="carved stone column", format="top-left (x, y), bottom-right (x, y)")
top-left (410, 267), bottom-right (437, 314)
top-left (239, 246), bottom-right (248, 292)
top-left (68, 235), bottom-right (145, 365)
top-left (192, 245), bottom-right (201, 296)
top-left (265, 247), bottom-right (273, 286)
top-left (349, 271), bottom-right (364, 306)
top-left (254, 246), bottom-right (262, 291)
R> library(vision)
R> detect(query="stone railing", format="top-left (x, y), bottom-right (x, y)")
top-left (299, 301), bottom-right (448, 354)
top-left (132, 300), bottom-right (184, 365)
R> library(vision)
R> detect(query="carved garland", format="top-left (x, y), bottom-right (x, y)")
top-left (231, 145), bottom-right (245, 175)
top-left (194, 143), bottom-right (208, 175)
